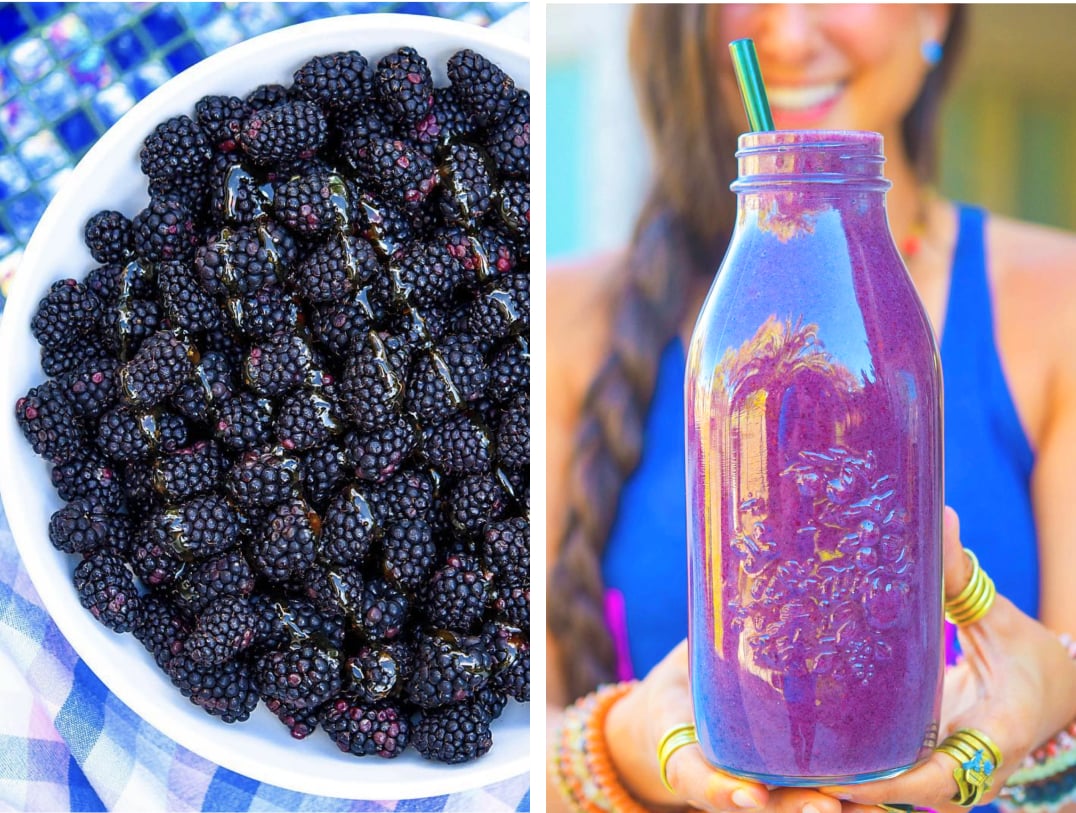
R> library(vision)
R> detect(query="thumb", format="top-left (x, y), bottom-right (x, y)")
top-left (942, 506), bottom-right (974, 601)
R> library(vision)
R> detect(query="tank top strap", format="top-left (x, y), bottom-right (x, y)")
top-left (940, 204), bottom-right (989, 352)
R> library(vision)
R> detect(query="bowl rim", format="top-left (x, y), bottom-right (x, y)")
top-left (0, 11), bottom-right (530, 800)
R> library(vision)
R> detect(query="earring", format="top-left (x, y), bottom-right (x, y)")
top-left (921, 40), bottom-right (943, 67)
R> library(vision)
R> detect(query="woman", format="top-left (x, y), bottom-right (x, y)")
top-left (547, 5), bottom-right (1076, 812)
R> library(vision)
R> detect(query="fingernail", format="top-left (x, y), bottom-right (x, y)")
top-left (803, 804), bottom-right (821, 813)
top-left (732, 789), bottom-right (761, 809)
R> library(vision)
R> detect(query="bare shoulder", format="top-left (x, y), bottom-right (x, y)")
top-left (989, 214), bottom-right (1076, 303)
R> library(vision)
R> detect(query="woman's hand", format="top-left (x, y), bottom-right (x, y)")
top-left (823, 507), bottom-right (1076, 813)
top-left (605, 641), bottom-right (843, 813)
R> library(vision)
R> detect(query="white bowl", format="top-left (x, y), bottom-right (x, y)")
top-left (0, 13), bottom-right (529, 800)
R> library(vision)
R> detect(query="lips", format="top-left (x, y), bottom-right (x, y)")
top-left (766, 82), bottom-right (843, 127)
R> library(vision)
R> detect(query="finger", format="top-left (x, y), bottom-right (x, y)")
top-left (942, 506), bottom-right (973, 601)
top-left (823, 752), bottom-right (961, 812)
top-left (664, 743), bottom-right (767, 812)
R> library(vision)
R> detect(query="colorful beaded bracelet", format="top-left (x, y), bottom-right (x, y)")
top-left (551, 681), bottom-right (651, 813)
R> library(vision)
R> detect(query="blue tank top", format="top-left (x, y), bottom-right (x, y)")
top-left (601, 204), bottom-right (1038, 681)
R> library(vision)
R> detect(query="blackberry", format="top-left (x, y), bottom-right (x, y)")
top-left (488, 337), bottom-right (529, 403)
top-left (227, 446), bottom-right (300, 508)
top-left (31, 279), bottom-right (104, 351)
top-left (300, 442), bottom-right (349, 511)
top-left (61, 352), bottom-right (120, 418)
top-left (131, 530), bottom-right (186, 588)
top-left (274, 388), bottom-right (341, 452)
top-left (492, 640), bottom-right (529, 703)
top-left (194, 94), bottom-right (248, 152)
top-left (166, 653), bottom-right (260, 723)
top-left (211, 163), bottom-right (272, 226)
top-left (256, 644), bottom-right (342, 710)
top-left (121, 460), bottom-right (160, 513)
top-left (229, 282), bottom-right (303, 339)
top-left (132, 194), bottom-right (199, 264)
top-left (478, 222), bottom-right (524, 275)
top-left (73, 548), bottom-right (141, 633)
top-left (346, 642), bottom-right (412, 702)
top-left (484, 90), bottom-right (529, 179)
top-left (158, 260), bottom-right (222, 335)
top-left (184, 595), bottom-right (259, 665)
top-left (264, 697), bottom-right (320, 740)
top-left (344, 416), bottom-right (417, 483)
top-left (381, 518), bottom-right (437, 593)
top-left (147, 494), bottom-right (240, 562)
top-left (339, 334), bottom-right (405, 431)
top-left (493, 585), bottom-right (529, 630)
top-left (195, 225), bottom-right (287, 298)
top-left (362, 138), bottom-right (438, 210)
top-left (320, 485), bottom-right (378, 567)
top-left (467, 272), bottom-right (529, 340)
top-left (292, 51), bottom-right (370, 115)
top-left (423, 552), bottom-right (492, 632)
top-left (119, 330), bottom-right (194, 408)
top-left (422, 413), bottom-right (493, 474)
top-left (474, 684), bottom-right (509, 722)
top-left (434, 226), bottom-right (487, 288)
top-left (152, 440), bottom-right (226, 502)
top-left (368, 468), bottom-right (436, 526)
top-left (15, 380), bottom-right (84, 463)
top-left (447, 48), bottom-right (518, 127)
top-left (376, 46), bottom-right (434, 125)
top-left (415, 86), bottom-right (480, 146)
top-left (244, 83), bottom-right (292, 111)
top-left (48, 498), bottom-right (129, 556)
top-left (356, 578), bottom-right (408, 641)
top-left (293, 232), bottom-right (380, 305)
top-left (446, 473), bottom-right (511, 534)
top-left (388, 241), bottom-right (461, 307)
top-left (251, 498), bottom-right (320, 582)
top-left (243, 332), bottom-right (314, 397)
top-left (133, 594), bottom-right (191, 668)
top-left (253, 595), bottom-right (346, 652)
top-left (139, 114), bottom-right (212, 183)
top-left (407, 631), bottom-right (492, 709)
top-left (85, 262), bottom-right (126, 307)
top-left (407, 334), bottom-right (489, 421)
top-left (482, 517), bottom-right (529, 588)
top-left (214, 392), bottom-right (274, 451)
top-left (104, 297), bottom-right (163, 362)
top-left (413, 700), bottom-right (493, 764)
top-left (437, 144), bottom-right (493, 229)
top-left (84, 210), bottom-right (134, 264)
top-left (238, 100), bottom-right (328, 168)
top-left (171, 549), bottom-right (256, 616)
top-left (350, 189), bottom-right (416, 258)
top-left (320, 697), bottom-right (410, 758)
top-left (299, 563), bottom-right (365, 619)
top-left (49, 451), bottom-right (124, 506)
top-left (336, 108), bottom-right (390, 172)
top-left (41, 340), bottom-right (99, 379)
top-left (497, 179), bottom-right (529, 238)
top-left (172, 351), bottom-right (237, 424)
top-left (309, 294), bottom-right (375, 360)
top-left (270, 171), bottom-right (347, 237)
top-left (496, 391), bottom-right (529, 470)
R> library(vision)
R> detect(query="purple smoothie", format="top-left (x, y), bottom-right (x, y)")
top-left (685, 130), bottom-right (944, 785)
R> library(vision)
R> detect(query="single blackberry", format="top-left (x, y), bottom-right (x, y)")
top-left (252, 595), bottom-right (346, 652)
top-left (184, 595), bottom-right (259, 665)
top-left (300, 442), bottom-right (349, 511)
top-left (344, 416), bottom-right (417, 483)
top-left (172, 351), bottom-right (237, 424)
top-left (493, 585), bottom-right (529, 630)
top-left (194, 94), bottom-right (248, 152)
top-left (293, 232), bottom-right (380, 305)
top-left (298, 563), bottom-right (365, 619)
top-left (482, 517), bottom-right (529, 588)
top-left (264, 697), bottom-right (321, 739)
top-left (118, 330), bottom-right (194, 408)
top-left (84, 262), bottom-right (126, 307)
top-left (335, 107), bottom-right (390, 172)
top-left (447, 49), bottom-right (518, 127)
top-left (48, 498), bottom-right (129, 555)
top-left (492, 640), bottom-right (529, 703)
top-left (362, 138), bottom-right (438, 210)
top-left (292, 50), bottom-right (369, 115)
top-left (368, 468), bottom-right (436, 526)
top-left (242, 332), bottom-right (314, 397)
top-left (437, 144), bottom-right (493, 229)
top-left (488, 338), bottom-right (529, 403)
top-left (238, 100), bottom-right (328, 168)
top-left (15, 380), bottom-right (84, 463)
top-left (251, 498), bottom-right (320, 582)
top-left (270, 171), bottom-right (347, 237)
top-left (380, 518), bottom-right (437, 593)
top-left (434, 226), bottom-right (488, 289)
top-left (166, 653), bottom-right (260, 723)
top-left (320, 696), bottom-right (411, 758)
top-left (214, 391), bottom-right (274, 451)
top-left (31, 279), bottom-right (104, 351)
top-left (274, 388), bottom-right (341, 452)
top-left (339, 334), bottom-right (405, 431)
top-left (153, 440), bottom-right (226, 502)
top-left (376, 46), bottom-right (434, 125)
top-left (422, 413), bottom-right (493, 475)
top-left (474, 684), bottom-right (509, 722)
top-left (478, 222), bottom-right (524, 276)
top-left (103, 297), bottom-right (163, 362)
top-left (356, 578), bottom-right (408, 641)
top-left (210, 163), bottom-right (273, 226)
top-left (132, 194), bottom-right (199, 264)
top-left (195, 225), bottom-right (288, 298)
top-left (413, 700), bottom-right (493, 764)
top-left (446, 473), bottom-right (511, 535)
top-left (256, 644), bottom-right (342, 710)
top-left (350, 189), bottom-right (416, 258)
top-left (131, 530), bottom-right (186, 587)
top-left (414, 85), bottom-right (480, 147)
top-left (83, 210), bottom-right (134, 264)
top-left (61, 352), bottom-right (119, 418)
top-left (133, 594), bottom-right (191, 668)
top-left (496, 391), bottom-right (529, 470)
top-left (346, 641), bottom-right (412, 703)
top-left (139, 114), bottom-right (213, 183)
top-left (121, 459), bottom-right (160, 514)
top-left (407, 630), bottom-right (492, 709)
top-left (423, 551), bottom-right (492, 632)
top-left (147, 170), bottom-right (210, 214)
top-left (158, 260), bottom-right (222, 335)
top-left (467, 272), bottom-right (529, 340)
top-left (388, 241), bottom-right (462, 307)
top-left (170, 549), bottom-right (256, 616)
top-left (484, 90), bottom-right (529, 179)
top-left (309, 293), bottom-right (375, 360)
top-left (497, 179), bottom-right (529, 238)
top-left (228, 282), bottom-right (303, 340)
top-left (73, 548), bottom-right (141, 633)
top-left (227, 446), bottom-right (300, 508)
top-left (407, 334), bottom-right (490, 422)
top-left (49, 451), bottom-right (124, 506)
top-left (147, 494), bottom-right (240, 562)
top-left (244, 83), bottom-right (292, 111)
top-left (41, 340), bottom-right (99, 379)
top-left (320, 485), bottom-right (378, 567)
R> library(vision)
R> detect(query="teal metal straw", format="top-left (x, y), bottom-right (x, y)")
top-left (729, 38), bottom-right (775, 131)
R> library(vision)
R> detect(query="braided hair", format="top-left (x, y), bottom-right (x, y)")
top-left (549, 4), bottom-right (967, 702)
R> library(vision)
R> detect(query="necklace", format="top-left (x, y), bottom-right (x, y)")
top-left (899, 197), bottom-right (930, 262)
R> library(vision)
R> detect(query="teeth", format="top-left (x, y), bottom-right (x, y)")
top-left (767, 83), bottom-right (841, 111)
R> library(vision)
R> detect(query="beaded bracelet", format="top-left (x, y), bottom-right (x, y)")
top-left (551, 681), bottom-right (652, 813)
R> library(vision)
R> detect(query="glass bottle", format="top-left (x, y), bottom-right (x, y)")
top-left (685, 130), bottom-right (944, 785)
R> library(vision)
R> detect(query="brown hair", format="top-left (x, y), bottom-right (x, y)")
top-left (549, 4), bottom-right (967, 702)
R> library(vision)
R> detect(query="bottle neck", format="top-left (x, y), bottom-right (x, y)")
top-left (731, 130), bottom-right (890, 194)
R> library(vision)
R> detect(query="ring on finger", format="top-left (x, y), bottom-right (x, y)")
top-left (945, 549), bottom-right (997, 626)
top-left (935, 728), bottom-right (1003, 807)
top-left (657, 723), bottom-right (699, 793)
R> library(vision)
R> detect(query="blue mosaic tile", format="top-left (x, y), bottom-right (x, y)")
top-left (201, 15), bottom-right (246, 54)
top-left (91, 82), bottom-right (136, 127)
top-left (77, 3), bottom-right (133, 39)
top-left (126, 61), bottom-right (171, 102)
top-left (0, 154), bottom-right (30, 198)
top-left (164, 40), bottom-right (205, 75)
top-left (18, 130), bottom-right (66, 181)
top-left (107, 28), bottom-right (148, 71)
top-left (69, 46), bottom-right (112, 94)
top-left (10, 37), bottom-right (54, 83)
top-left (0, 64), bottom-right (15, 105)
top-left (176, 4), bottom-right (220, 28)
top-left (8, 189), bottom-right (49, 240)
top-left (55, 109), bottom-right (96, 152)
top-left (42, 166), bottom-right (71, 196)
top-left (143, 5), bottom-right (186, 46)
top-left (26, 3), bottom-right (63, 22)
top-left (235, 4), bottom-right (288, 37)
top-left (0, 4), bottom-right (29, 45)
top-left (44, 12), bottom-right (90, 60)
top-left (1, 97), bottom-right (40, 143)
top-left (27, 69), bottom-right (75, 120)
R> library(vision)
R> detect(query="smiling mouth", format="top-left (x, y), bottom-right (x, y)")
top-left (767, 82), bottom-right (843, 112)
